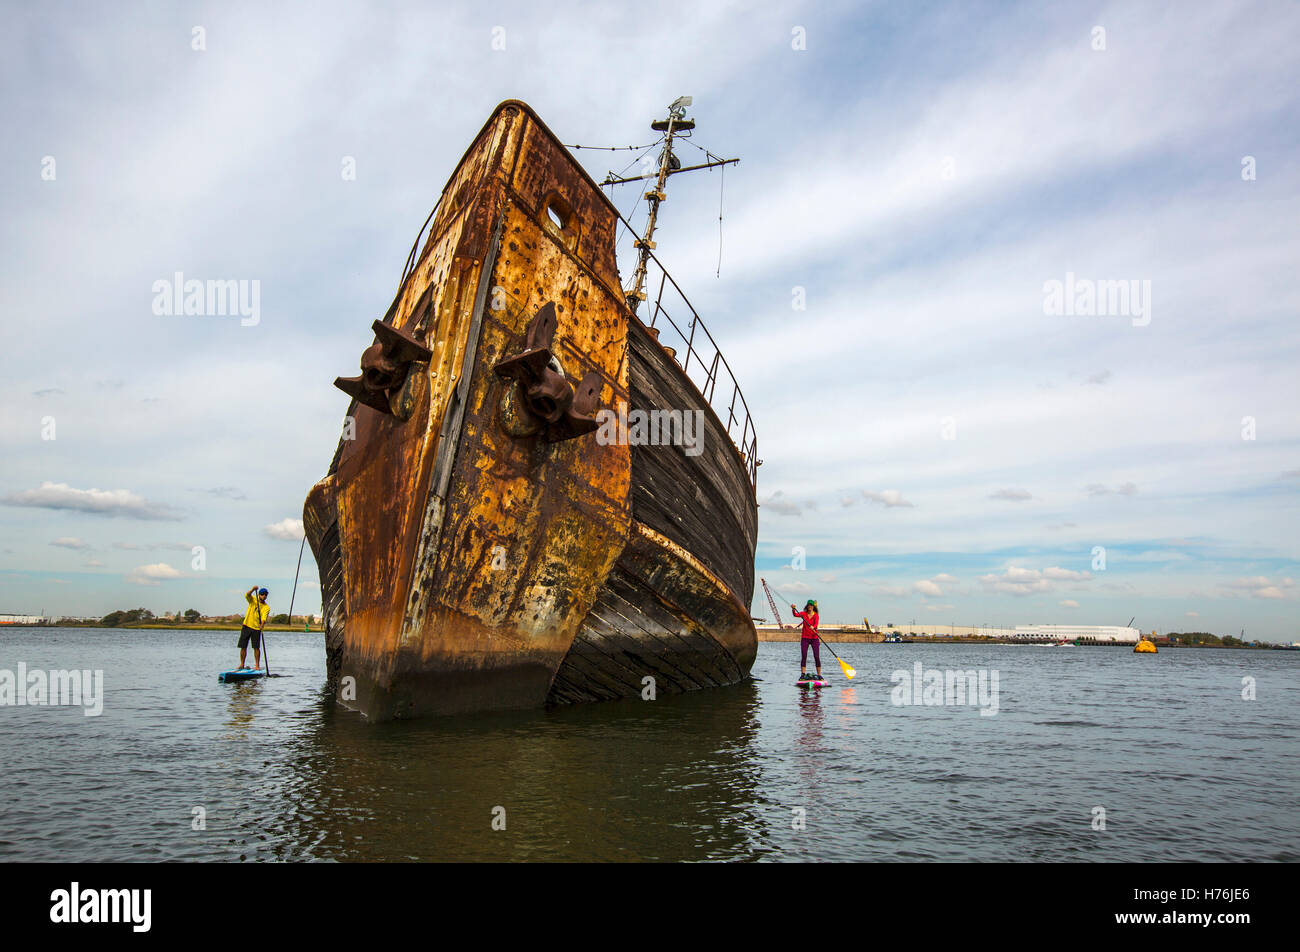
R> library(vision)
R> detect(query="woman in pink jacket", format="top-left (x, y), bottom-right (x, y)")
top-left (792, 599), bottom-right (821, 681)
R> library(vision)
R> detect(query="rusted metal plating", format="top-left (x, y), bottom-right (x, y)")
top-left (492, 301), bottom-right (601, 442)
top-left (334, 319), bottom-right (434, 417)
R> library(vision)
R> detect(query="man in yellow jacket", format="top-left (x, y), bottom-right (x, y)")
top-left (238, 585), bottom-right (271, 670)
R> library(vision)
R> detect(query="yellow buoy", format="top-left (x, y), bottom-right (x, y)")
top-left (1134, 636), bottom-right (1157, 653)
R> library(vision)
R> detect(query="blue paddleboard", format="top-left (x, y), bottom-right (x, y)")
top-left (218, 668), bottom-right (266, 682)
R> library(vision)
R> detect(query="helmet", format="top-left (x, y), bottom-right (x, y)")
top-left (258, 588), bottom-right (269, 596)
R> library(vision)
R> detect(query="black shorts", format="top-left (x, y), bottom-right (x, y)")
top-left (238, 625), bottom-right (261, 650)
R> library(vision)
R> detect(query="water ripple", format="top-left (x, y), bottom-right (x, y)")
top-left (0, 631), bottom-right (1297, 861)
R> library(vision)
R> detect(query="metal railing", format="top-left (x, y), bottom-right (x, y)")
top-left (632, 246), bottom-right (759, 488)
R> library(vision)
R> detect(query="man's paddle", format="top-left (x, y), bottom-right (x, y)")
top-left (256, 585), bottom-right (271, 676)
top-left (769, 583), bottom-right (856, 680)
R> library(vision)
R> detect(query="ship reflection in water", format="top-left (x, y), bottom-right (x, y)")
top-left (241, 641), bottom-right (1300, 862)
top-left (272, 678), bottom-right (769, 862)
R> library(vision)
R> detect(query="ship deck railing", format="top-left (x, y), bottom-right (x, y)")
top-left (633, 246), bottom-right (759, 489)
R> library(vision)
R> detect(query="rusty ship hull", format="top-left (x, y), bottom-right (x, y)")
top-left (304, 101), bottom-right (758, 720)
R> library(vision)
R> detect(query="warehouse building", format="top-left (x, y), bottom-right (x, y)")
top-left (1012, 625), bottom-right (1141, 643)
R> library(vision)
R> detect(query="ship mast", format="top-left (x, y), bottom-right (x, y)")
top-left (601, 96), bottom-right (738, 315)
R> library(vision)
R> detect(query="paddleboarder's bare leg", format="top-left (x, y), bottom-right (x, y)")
top-left (254, 648), bottom-right (262, 670)
top-left (239, 647), bottom-right (247, 669)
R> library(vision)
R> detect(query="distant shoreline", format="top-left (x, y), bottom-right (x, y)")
top-left (5, 624), bottom-right (1292, 648)
top-left (755, 630), bottom-right (1293, 649)
top-left (4, 622), bottom-right (320, 632)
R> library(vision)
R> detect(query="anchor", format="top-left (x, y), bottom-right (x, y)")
top-left (493, 302), bottom-right (600, 442)
top-left (334, 320), bottom-right (433, 416)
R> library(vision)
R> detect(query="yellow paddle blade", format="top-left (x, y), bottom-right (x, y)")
top-left (838, 658), bottom-right (856, 679)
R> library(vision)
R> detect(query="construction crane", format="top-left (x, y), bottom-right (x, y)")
top-left (760, 578), bottom-right (787, 628)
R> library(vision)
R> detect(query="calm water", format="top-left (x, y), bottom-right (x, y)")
top-left (1, 628), bottom-right (1297, 862)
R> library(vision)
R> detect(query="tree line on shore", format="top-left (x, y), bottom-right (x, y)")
top-left (51, 607), bottom-right (317, 627)
top-left (1168, 631), bottom-right (1252, 647)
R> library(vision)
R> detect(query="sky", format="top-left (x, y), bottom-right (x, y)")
top-left (1, 1), bottom-right (1297, 641)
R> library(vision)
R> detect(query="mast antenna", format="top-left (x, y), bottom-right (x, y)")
top-left (607, 97), bottom-right (738, 314)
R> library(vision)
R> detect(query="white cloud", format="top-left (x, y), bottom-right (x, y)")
top-left (1043, 567), bottom-right (1092, 580)
top-left (4, 482), bottom-right (183, 521)
top-left (264, 518), bottom-right (305, 541)
top-left (989, 488), bottom-right (1032, 502)
top-left (112, 541), bottom-right (195, 552)
top-left (1126, 550), bottom-right (1191, 563)
top-left (979, 566), bottom-right (1049, 595)
top-left (862, 490), bottom-right (914, 508)
top-left (126, 563), bottom-right (183, 585)
top-left (760, 491), bottom-right (812, 516)
top-left (1085, 482), bottom-right (1139, 497)
top-left (669, 1), bottom-right (1299, 289)
top-left (50, 537), bottom-right (89, 550)
top-left (1228, 576), bottom-right (1293, 600)
top-left (979, 565), bottom-right (1093, 595)
top-left (1059, 599), bottom-right (1079, 608)
top-left (195, 486), bottom-right (247, 501)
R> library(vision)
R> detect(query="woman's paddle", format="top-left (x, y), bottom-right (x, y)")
top-left (816, 634), bottom-right (856, 680)
top-left (769, 584), bottom-right (856, 680)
